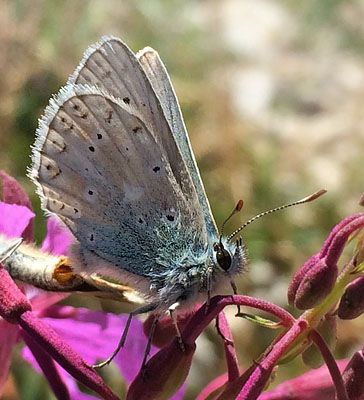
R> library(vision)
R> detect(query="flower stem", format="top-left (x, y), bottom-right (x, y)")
top-left (310, 329), bottom-right (349, 400)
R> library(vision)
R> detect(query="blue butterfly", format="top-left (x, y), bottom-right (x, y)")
top-left (29, 36), bottom-right (248, 365)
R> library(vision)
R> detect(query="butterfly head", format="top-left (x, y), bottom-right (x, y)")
top-left (212, 237), bottom-right (247, 279)
top-left (211, 199), bottom-right (246, 276)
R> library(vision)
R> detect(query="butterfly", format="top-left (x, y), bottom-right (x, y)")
top-left (29, 36), bottom-right (247, 365)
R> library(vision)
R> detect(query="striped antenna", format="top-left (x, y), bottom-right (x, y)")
top-left (227, 189), bottom-right (327, 242)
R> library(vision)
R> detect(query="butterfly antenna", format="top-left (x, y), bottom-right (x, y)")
top-left (227, 189), bottom-right (327, 242)
top-left (220, 200), bottom-right (244, 245)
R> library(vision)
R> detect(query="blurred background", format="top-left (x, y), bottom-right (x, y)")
top-left (1, 0), bottom-right (363, 399)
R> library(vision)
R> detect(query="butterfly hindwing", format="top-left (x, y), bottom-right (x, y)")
top-left (136, 46), bottom-right (218, 239)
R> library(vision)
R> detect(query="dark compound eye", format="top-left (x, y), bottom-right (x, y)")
top-left (214, 243), bottom-right (232, 271)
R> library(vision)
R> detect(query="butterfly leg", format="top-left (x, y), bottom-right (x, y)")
top-left (0, 237), bottom-right (23, 263)
top-left (93, 302), bottom-right (158, 369)
top-left (169, 303), bottom-right (185, 352)
top-left (230, 279), bottom-right (241, 315)
top-left (205, 266), bottom-right (213, 314)
top-left (231, 237), bottom-right (244, 315)
top-left (141, 315), bottom-right (159, 375)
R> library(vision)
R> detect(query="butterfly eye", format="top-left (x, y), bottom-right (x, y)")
top-left (214, 243), bottom-right (232, 271)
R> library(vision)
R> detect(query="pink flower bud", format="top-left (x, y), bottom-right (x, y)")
top-left (288, 254), bottom-right (320, 307)
top-left (127, 339), bottom-right (196, 400)
top-left (288, 214), bottom-right (364, 310)
top-left (338, 276), bottom-right (364, 320)
top-left (290, 257), bottom-right (338, 310)
top-left (342, 351), bottom-right (364, 400)
top-left (143, 309), bottom-right (195, 348)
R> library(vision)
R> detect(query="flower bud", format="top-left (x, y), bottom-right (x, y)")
top-left (288, 254), bottom-right (320, 307)
top-left (338, 276), bottom-right (364, 320)
top-left (342, 351), bottom-right (364, 400)
top-left (127, 339), bottom-right (196, 400)
top-left (289, 214), bottom-right (364, 310)
top-left (289, 257), bottom-right (337, 310)
top-left (143, 310), bottom-right (195, 348)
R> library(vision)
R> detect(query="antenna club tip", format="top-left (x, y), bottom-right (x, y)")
top-left (303, 189), bottom-right (327, 203)
top-left (236, 200), bottom-right (244, 212)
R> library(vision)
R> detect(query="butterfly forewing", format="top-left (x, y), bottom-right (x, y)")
top-left (67, 36), bottom-right (218, 240)
top-left (31, 82), bottom-right (210, 281)
top-left (67, 36), bottom-right (187, 191)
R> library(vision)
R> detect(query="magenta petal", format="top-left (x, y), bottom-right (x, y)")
top-left (30, 292), bottom-right (69, 314)
top-left (259, 360), bottom-right (348, 400)
top-left (23, 332), bottom-right (71, 400)
top-left (42, 217), bottom-right (72, 255)
top-left (42, 309), bottom-right (156, 383)
top-left (22, 346), bottom-right (98, 400)
top-left (196, 373), bottom-right (228, 400)
top-left (0, 320), bottom-right (19, 394)
top-left (0, 171), bottom-right (34, 241)
top-left (64, 376), bottom-right (100, 400)
top-left (115, 317), bottom-right (158, 383)
top-left (0, 171), bottom-right (32, 209)
top-left (0, 202), bottom-right (34, 239)
top-left (43, 309), bottom-right (185, 400)
top-left (169, 385), bottom-right (186, 400)
top-left (18, 311), bottom-right (119, 400)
